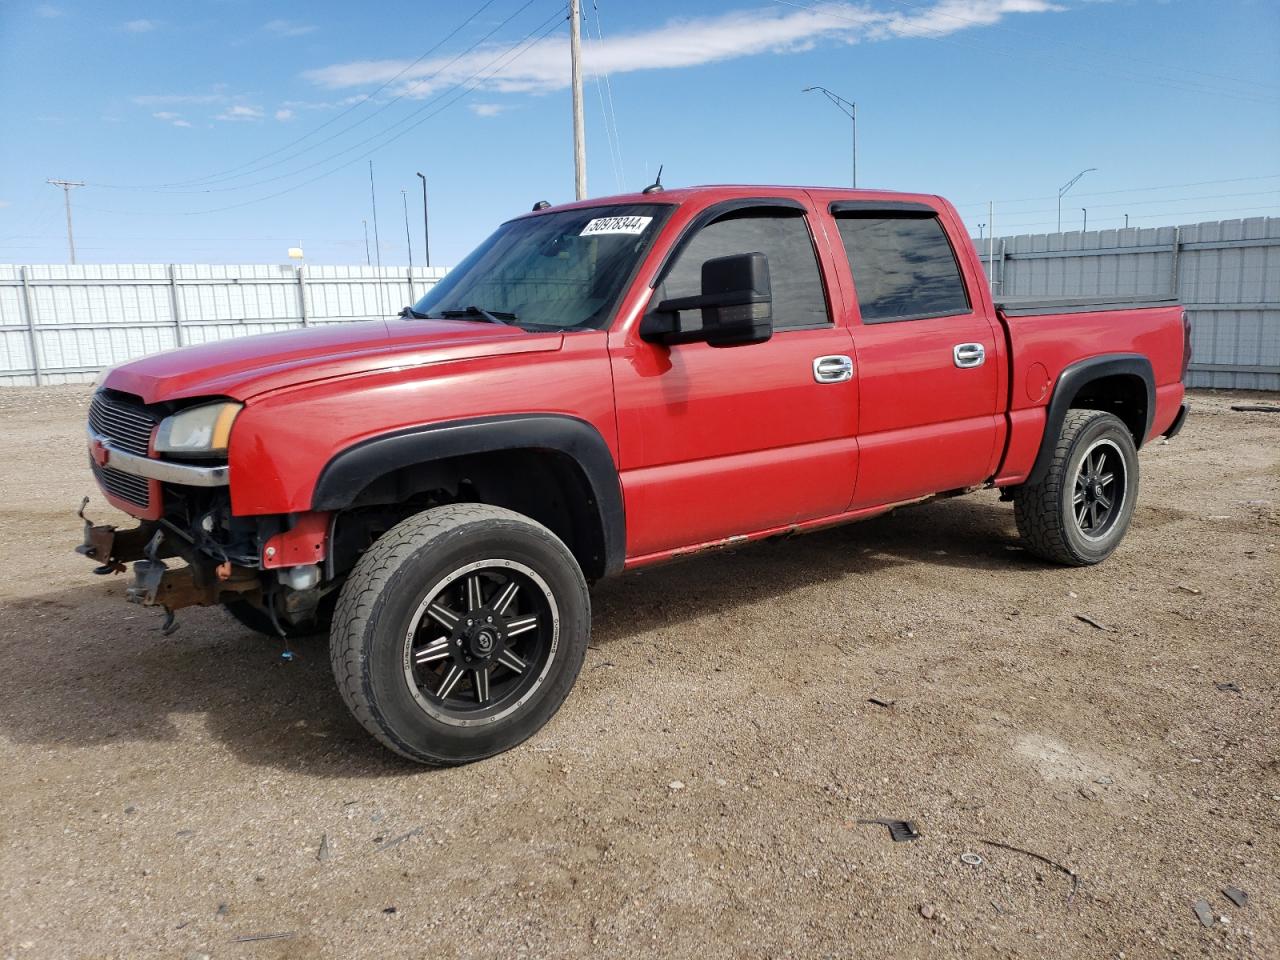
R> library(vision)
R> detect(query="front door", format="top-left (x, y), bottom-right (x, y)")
top-left (608, 201), bottom-right (858, 560)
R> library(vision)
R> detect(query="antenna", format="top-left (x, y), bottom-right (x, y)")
top-left (642, 164), bottom-right (664, 195)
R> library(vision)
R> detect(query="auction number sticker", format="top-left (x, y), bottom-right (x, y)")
top-left (580, 215), bottom-right (653, 237)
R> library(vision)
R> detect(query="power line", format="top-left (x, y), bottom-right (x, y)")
top-left (96, 0), bottom-right (547, 194)
top-left (951, 173), bottom-right (1280, 210)
top-left (773, 0), bottom-right (1280, 107)
top-left (174, 11), bottom-right (567, 215)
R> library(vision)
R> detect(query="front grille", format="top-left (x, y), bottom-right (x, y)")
top-left (89, 390), bottom-right (159, 457)
top-left (91, 459), bottom-right (151, 509)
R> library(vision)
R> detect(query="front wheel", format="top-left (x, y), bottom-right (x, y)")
top-left (330, 504), bottom-right (590, 766)
top-left (1013, 409), bottom-right (1140, 566)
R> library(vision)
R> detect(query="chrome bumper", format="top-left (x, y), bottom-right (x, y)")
top-left (88, 428), bottom-right (229, 487)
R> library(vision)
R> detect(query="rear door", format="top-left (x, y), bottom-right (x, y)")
top-left (608, 198), bottom-right (858, 560)
top-left (819, 199), bottom-right (1002, 508)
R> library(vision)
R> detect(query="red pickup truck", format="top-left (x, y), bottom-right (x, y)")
top-left (78, 184), bottom-right (1190, 765)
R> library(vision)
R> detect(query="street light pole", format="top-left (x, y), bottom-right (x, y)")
top-left (401, 189), bottom-right (415, 300)
top-left (415, 172), bottom-right (430, 268)
top-left (1057, 168), bottom-right (1096, 232)
top-left (1082, 207), bottom-right (1088, 233)
top-left (803, 87), bottom-right (857, 188)
top-left (47, 179), bottom-right (84, 264)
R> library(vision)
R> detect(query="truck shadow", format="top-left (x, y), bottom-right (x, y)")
top-left (1, 493), bottom-right (1033, 778)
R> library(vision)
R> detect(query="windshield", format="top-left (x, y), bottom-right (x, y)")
top-left (411, 203), bottom-right (673, 331)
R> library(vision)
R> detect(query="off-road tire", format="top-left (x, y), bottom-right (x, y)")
top-left (1013, 409), bottom-right (1139, 566)
top-left (330, 504), bottom-right (590, 766)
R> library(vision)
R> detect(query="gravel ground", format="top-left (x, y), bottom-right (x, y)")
top-left (0, 386), bottom-right (1276, 960)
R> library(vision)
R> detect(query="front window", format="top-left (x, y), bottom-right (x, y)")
top-left (411, 203), bottom-right (674, 331)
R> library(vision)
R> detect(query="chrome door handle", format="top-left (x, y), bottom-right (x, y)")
top-left (813, 355), bottom-right (854, 383)
top-left (953, 343), bottom-right (986, 368)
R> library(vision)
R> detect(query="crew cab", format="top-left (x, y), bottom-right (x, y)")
top-left (78, 184), bottom-right (1190, 765)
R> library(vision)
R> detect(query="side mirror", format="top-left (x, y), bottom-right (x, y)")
top-left (640, 252), bottom-right (773, 347)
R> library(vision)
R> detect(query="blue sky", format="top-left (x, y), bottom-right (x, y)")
top-left (1, 0), bottom-right (1277, 265)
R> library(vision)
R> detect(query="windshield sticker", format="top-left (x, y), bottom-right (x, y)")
top-left (580, 215), bottom-right (653, 237)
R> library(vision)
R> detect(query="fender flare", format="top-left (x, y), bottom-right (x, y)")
top-left (312, 414), bottom-right (626, 576)
top-left (1025, 353), bottom-right (1155, 487)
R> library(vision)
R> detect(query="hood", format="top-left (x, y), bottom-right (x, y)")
top-left (105, 318), bottom-right (564, 404)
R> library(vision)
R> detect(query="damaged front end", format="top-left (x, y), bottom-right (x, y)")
top-left (75, 495), bottom-right (332, 637)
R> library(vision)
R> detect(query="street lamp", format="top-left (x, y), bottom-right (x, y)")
top-left (803, 86), bottom-right (857, 188)
top-left (415, 172), bottom-right (431, 268)
top-left (1057, 168), bottom-right (1096, 232)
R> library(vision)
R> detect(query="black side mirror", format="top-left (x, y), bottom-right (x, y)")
top-left (640, 252), bottom-right (773, 347)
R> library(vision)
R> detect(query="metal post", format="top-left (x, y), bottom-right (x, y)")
top-left (401, 190), bottom-right (414, 302)
top-left (850, 101), bottom-right (857, 189)
top-left (803, 87), bottom-right (857, 188)
top-left (297, 264), bottom-right (309, 327)
top-left (569, 0), bottom-right (587, 200)
top-left (19, 266), bottom-right (43, 386)
top-left (987, 201), bottom-right (995, 294)
top-left (1170, 226), bottom-right (1182, 297)
top-left (168, 263), bottom-right (186, 346)
top-left (47, 179), bottom-right (84, 265)
top-left (368, 160), bottom-right (384, 317)
top-left (1082, 208), bottom-right (1088, 233)
top-left (362, 219), bottom-right (371, 266)
top-left (416, 172), bottom-right (431, 269)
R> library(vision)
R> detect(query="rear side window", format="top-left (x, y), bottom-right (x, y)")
top-left (834, 214), bottom-right (970, 323)
top-left (656, 210), bottom-right (830, 329)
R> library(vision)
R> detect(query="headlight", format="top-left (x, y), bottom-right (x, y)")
top-left (154, 401), bottom-right (241, 458)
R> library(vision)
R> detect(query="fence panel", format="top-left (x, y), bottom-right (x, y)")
top-left (975, 216), bottom-right (1279, 391)
top-left (0, 263), bottom-right (446, 386)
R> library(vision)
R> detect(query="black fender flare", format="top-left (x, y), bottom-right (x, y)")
top-left (312, 414), bottom-right (626, 576)
top-left (1025, 353), bottom-right (1155, 487)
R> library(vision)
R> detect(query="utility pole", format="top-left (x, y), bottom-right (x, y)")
top-left (569, 0), bottom-right (587, 199)
top-left (401, 189), bottom-right (415, 300)
top-left (47, 179), bottom-right (84, 264)
top-left (1057, 168), bottom-right (1096, 232)
top-left (415, 172), bottom-right (430, 268)
top-left (803, 87), bottom-right (857, 188)
top-left (368, 160), bottom-right (384, 316)
top-left (362, 219), bottom-right (370, 266)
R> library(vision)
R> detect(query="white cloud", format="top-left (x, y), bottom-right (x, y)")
top-left (0, 200), bottom-right (12, 208)
top-left (275, 108), bottom-right (295, 121)
top-left (264, 18), bottom-right (317, 37)
top-left (123, 18), bottom-right (157, 32)
top-left (172, 119), bottom-right (193, 128)
top-left (469, 103), bottom-right (506, 117)
top-left (304, 1), bottom-right (1062, 96)
top-left (133, 92), bottom-right (227, 106)
top-left (152, 111), bottom-right (194, 128)
top-left (216, 104), bottom-right (265, 121)
top-left (34, 4), bottom-right (62, 18)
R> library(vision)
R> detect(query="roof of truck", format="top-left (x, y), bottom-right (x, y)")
top-left (516, 184), bottom-right (945, 217)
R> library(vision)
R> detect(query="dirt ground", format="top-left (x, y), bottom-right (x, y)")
top-left (0, 387), bottom-right (1276, 960)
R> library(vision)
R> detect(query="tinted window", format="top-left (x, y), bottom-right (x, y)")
top-left (655, 210), bottom-right (830, 329)
top-left (414, 203), bottom-right (672, 330)
top-left (835, 214), bottom-right (970, 323)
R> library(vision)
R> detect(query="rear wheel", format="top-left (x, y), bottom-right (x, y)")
top-left (330, 504), bottom-right (590, 766)
top-left (1013, 409), bottom-right (1139, 566)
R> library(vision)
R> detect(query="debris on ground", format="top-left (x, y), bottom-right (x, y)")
top-left (317, 833), bottom-right (332, 862)
top-left (1193, 899), bottom-right (1215, 928)
top-left (1222, 886), bottom-right (1249, 908)
top-left (229, 932), bottom-right (295, 943)
top-left (1215, 682), bottom-right (1242, 693)
top-left (919, 904), bottom-right (937, 920)
top-left (1173, 584), bottom-right (1203, 595)
top-left (668, 780), bottom-right (685, 791)
top-left (979, 839), bottom-right (1079, 903)
top-left (1077, 786), bottom-right (1099, 801)
top-left (858, 818), bottom-right (921, 842)
top-left (867, 696), bottom-right (896, 708)
top-left (214, 903), bottom-right (228, 920)
top-left (959, 853), bottom-right (983, 866)
top-left (1230, 404), bottom-right (1280, 413)
top-left (1074, 613), bottom-right (1115, 632)
top-left (383, 906), bottom-right (397, 914)
top-left (376, 827), bottom-right (423, 852)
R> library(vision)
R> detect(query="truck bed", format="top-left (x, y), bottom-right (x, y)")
top-left (996, 293), bottom-right (1178, 317)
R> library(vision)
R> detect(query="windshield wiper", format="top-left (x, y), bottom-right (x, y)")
top-left (434, 305), bottom-right (519, 325)
top-left (399, 306), bottom-right (429, 319)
